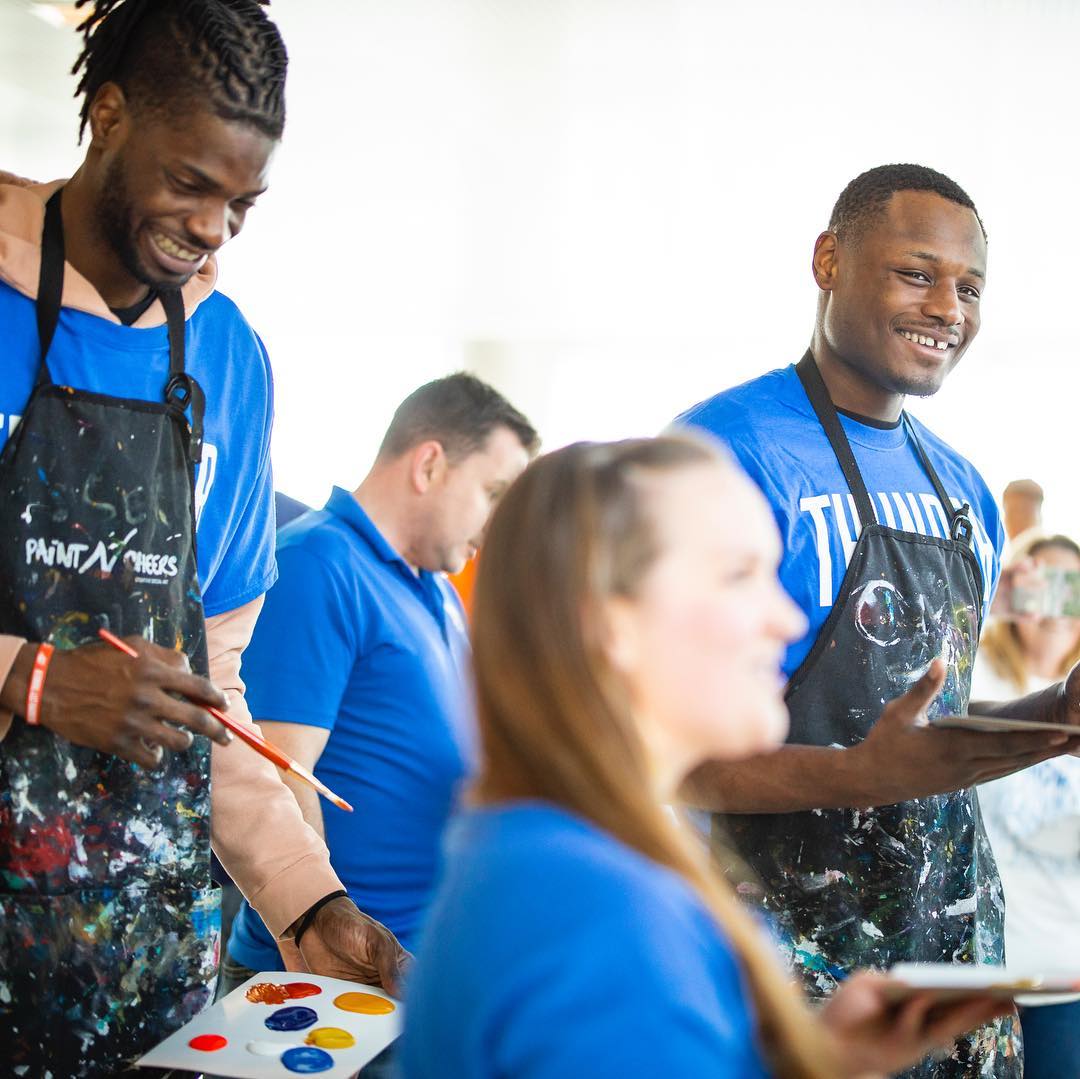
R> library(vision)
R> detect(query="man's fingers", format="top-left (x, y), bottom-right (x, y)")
top-left (153, 690), bottom-right (232, 746)
top-left (156, 662), bottom-right (229, 711)
top-left (140, 717), bottom-right (195, 754)
top-left (976, 743), bottom-right (1080, 782)
top-left (378, 943), bottom-right (412, 998)
top-left (117, 734), bottom-right (165, 770)
top-left (971, 729), bottom-right (1071, 760)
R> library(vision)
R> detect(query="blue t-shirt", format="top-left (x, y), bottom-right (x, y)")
top-left (0, 281), bottom-right (277, 616)
top-left (677, 365), bottom-right (1004, 676)
top-left (228, 487), bottom-right (473, 968)
top-left (401, 803), bottom-right (771, 1079)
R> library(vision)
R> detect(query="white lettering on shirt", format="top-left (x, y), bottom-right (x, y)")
top-left (800, 491), bottom-right (996, 611)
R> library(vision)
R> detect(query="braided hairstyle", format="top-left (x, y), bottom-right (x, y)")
top-left (72, 0), bottom-right (287, 142)
top-left (829, 163), bottom-right (987, 243)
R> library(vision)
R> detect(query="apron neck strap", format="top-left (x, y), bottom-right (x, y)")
top-left (901, 415), bottom-right (974, 545)
top-left (794, 350), bottom-right (877, 530)
top-left (161, 288), bottom-right (205, 464)
top-left (795, 350), bottom-right (973, 546)
top-left (35, 189), bottom-right (65, 382)
top-left (36, 188), bottom-right (205, 465)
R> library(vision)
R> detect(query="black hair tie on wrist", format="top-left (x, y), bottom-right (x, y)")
top-left (293, 889), bottom-right (348, 949)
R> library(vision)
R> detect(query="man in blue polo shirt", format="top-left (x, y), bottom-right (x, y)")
top-left (225, 373), bottom-right (538, 991)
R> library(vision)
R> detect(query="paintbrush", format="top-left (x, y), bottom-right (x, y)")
top-left (97, 627), bottom-right (353, 812)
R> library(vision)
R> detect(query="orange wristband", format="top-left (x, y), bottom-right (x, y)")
top-left (25, 642), bottom-right (55, 727)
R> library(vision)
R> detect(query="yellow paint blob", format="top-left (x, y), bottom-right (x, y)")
top-left (305, 1027), bottom-right (356, 1049)
top-left (333, 992), bottom-right (396, 1015)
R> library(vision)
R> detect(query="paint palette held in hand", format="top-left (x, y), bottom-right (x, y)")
top-left (136, 972), bottom-right (402, 1077)
top-left (930, 714), bottom-right (1080, 735)
top-left (884, 964), bottom-right (1080, 1003)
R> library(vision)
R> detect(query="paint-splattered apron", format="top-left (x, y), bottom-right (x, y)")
top-left (717, 352), bottom-right (1021, 1077)
top-left (0, 189), bottom-right (219, 1077)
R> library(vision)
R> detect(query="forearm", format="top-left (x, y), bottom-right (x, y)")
top-left (970, 682), bottom-right (1067, 725)
top-left (282, 771), bottom-right (326, 842)
top-left (681, 743), bottom-right (879, 813)
top-left (0, 636), bottom-right (32, 742)
top-left (206, 598), bottom-right (343, 938)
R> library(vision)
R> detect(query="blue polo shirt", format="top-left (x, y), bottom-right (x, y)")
top-left (227, 487), bottom-right (474, 969)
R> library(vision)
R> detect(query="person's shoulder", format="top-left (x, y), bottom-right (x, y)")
top-left (274, 508), bottom-right (385, 607)
top-left (277, 509), bottom-right (355, 568)
top-left (905, 413), bottom-right (996, 499)
top-left (675, 365), bottom-right (803, 437)
top-left (190, 291), bottom-right (270, 366)
top-left (451, 805), bottom-right (716, 945)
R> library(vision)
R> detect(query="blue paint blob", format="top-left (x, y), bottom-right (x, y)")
top-left (265, 1005), bottom-right (318, 1032)
top-left (282, 1046), bottom-right (334, 1073)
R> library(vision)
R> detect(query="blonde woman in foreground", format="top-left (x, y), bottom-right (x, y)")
top-left (402, 436), bottom-right (1008, 1078)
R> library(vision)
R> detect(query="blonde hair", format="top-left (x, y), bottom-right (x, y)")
top-left (980, 532), bottom-right (1080, 692)
top-left (471, 436), bottom-right (837, 1079)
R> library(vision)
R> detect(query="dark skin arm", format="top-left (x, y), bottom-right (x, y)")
top-left (682, 660), bottom-right (1080, 813)
top-left (969, 664), bottom-right (1080, 727)
top-left (0, 637), bottom-right (231, 768)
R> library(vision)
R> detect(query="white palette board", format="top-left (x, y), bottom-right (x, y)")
top-left (885, 963), bottom-right (1080, 1003)
top-left (931, 714), bottom-right (1080, 734)
top-left (137, 971), bottom-right (402, 1078)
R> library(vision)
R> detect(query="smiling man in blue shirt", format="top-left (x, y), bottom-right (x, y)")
top-left (225, 374), bottom-right (538, 997)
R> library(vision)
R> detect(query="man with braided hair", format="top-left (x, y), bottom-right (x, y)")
top-left (0, 2), bottom-right (407, 1074)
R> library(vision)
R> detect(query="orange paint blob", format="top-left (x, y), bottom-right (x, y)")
top-left (333, 992), bottom-right (396, 1015)
top-left (285, 982), bottom-right (322, 999)
top-left (246, 982), bottom-right (289, 1004)
top-left (190, 1033), bottom-right (228, 1052)
top-left (306, 1026), bottom-right (356, 1049)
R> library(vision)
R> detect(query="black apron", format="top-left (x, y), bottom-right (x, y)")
top-left (717, 353), bottom-right (1021, 1078)
top-left (0, 189), bottom-right (218, 1077)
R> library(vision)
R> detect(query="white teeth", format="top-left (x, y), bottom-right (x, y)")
top-left (900, 330), bottom-right (950, 350)
top-left (153, 232), bottom-right (199, 261)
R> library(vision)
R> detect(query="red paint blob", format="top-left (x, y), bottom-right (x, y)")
top-left (285, 982), bottom-right (322, 999)
top-left (189, 1034), bottom-right (228, 1052)
top-left (246, 982), bottom-right (290, 1004)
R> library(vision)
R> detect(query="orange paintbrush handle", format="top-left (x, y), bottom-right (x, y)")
top-left (97, 628), bottom-right (353, 812)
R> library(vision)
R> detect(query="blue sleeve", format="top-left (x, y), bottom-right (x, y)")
top-left (241, 544), bottom-right (358, 730)
top-left (200, 332), bottom-right (278, 617)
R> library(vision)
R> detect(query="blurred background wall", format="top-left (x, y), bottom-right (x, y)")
top-left (3, 0), bottom-right (1073, 529)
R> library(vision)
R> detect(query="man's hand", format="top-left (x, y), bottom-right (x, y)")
top-left (821, 970), bottom-right (1012, 1079)
top-left (850, 659), bottom-right (1080, 804)
top-left (0, 637), bottom-right (231, 768)
top-left (297, 897), bottom-right (411, 997)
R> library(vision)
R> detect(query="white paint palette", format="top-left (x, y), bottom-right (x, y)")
top-left (931, 714), bottom-right (1080, 734)
top-left (137, 972), bottom-right (402, 1077)
top-left (885, 963), bottom-right (1080, 1003)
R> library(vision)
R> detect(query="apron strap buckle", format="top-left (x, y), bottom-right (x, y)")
top-left (165, 373), bottom-right (206, 465)
top-left (952, 503), bottom-right (974, 545)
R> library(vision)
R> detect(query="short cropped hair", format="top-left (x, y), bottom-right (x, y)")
top-left (829, 163), bottom-right (986, 243)
top-left (378, 373), bottom-right (540, 463)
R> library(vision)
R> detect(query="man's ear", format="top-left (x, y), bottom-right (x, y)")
top-left (86, 82), bottom-right (130, 150)
top-left (409, 440), bottom-right (447, 494)
top-left (812, 230), bottom-right (840, 293)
